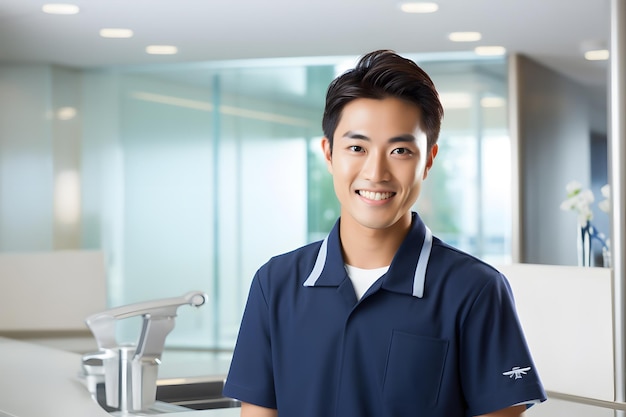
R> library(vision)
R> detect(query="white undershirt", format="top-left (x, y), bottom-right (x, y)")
top-left (345, 264), bottom-right (390, 300)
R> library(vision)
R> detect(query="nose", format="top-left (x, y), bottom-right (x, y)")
top-left (361, 151), bottom-right (390, 182)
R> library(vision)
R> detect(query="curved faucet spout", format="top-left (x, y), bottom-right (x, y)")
top-left (85, 291), bottom-right (207, 350)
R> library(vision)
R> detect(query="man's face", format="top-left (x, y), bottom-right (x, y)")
top-left (322, 97), bottom-right (437, 232)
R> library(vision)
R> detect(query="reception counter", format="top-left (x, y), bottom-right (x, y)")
top-left (1, 336), bottom-right (625, 417)
top-left (0, 337), bottom-right (239, 417)
top-left (497, 263), bottom-right (615, 401)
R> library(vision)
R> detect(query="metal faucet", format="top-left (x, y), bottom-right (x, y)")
top-left (81, 291), bottom-right (207, 413)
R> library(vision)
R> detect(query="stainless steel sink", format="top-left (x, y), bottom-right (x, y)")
top-left (155, 377), bottom-right (241, 410)
top-left (91, 377), bottom-right (240, 414)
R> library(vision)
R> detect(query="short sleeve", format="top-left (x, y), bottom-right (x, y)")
top-left (222, 273), bottom-right (277, 409)
top-left (460, 273), bottom-right (546, 416)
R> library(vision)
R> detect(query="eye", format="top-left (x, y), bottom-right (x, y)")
top-left (348, 145), bottom-right (364, 153)
top-left (392, 147), bottom-right (413, 156)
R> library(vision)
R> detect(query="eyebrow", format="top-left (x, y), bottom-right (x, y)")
top-left (342, 131), bottom-right (417, 144)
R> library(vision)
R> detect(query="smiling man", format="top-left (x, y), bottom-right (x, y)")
top-left (223, 50), bottom-right (546, 417)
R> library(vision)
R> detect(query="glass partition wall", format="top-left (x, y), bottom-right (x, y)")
top-left (2, 54), bottom-right (509, 349)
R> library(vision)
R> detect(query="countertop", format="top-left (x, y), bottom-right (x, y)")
top-left (0, 337), bottom-right (239, 417)
top-left (2, 336), bottom-right (625, 417)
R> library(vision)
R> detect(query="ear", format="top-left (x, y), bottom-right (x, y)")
top-left (422, 144), bottom-right (438, 180)
top-left (321, 137), bottom-right (333, 174)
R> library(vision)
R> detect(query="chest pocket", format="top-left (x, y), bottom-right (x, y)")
top-left (382, 330), bottom-right (449, 408)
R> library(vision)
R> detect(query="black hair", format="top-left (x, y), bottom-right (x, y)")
top-left (322, 49), bottom-right (443, 150)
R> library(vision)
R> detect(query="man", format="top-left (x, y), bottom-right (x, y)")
top-left (223, 49), bottom-right (546, 417)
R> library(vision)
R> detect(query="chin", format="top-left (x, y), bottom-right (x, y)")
top-left (354, 215), bottom-right (399, 231)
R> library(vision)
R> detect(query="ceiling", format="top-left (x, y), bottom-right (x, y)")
top-left (0, 0), bottom-right (612, 90)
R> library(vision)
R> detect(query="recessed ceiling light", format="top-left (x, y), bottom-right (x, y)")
top-left (146, 45), bottom-right (178, 55)
top-left (398, 2), bottom-right (439, 13)
top-left (100, 28), bottom-right (134, 39)
top-left (42, 3), bottom-right (79, 15)
top-left (474, 46), bottom-right (507, 56)
top-left (584, 49), bottom-right (609, 61)
top-left (449, 32), bottom-right (482, 42)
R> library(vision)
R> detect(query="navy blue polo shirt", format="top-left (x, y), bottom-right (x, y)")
top-left (223, 213), bottom-right (546, 417)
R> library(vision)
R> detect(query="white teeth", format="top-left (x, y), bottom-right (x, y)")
top-left (359, 190), bottom-right (393, 201)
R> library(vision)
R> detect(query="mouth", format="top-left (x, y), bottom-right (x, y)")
top-left (357, 190), bottom-right (396, 201)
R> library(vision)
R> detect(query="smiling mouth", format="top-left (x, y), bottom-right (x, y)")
top-left (357, 190), bottom-right (395, 201)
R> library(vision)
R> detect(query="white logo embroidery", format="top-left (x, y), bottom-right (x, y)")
top-left (503, 366), bottom-right (531, 379)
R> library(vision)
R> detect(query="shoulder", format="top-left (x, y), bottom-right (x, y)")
top-left (254, 240), bottom-right (324, 286)
top-left (431, 237), bottom-right (502, 275)
top-left (263, 239), bottom-right (323, 270)
top-left (429, 237), bottom-right (510, 294)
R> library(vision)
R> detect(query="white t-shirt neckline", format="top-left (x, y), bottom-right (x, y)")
top-left (344, 264), bottom-right (390, 300)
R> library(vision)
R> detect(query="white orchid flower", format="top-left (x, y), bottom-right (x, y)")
top-left (560, 181), bottom-right (594, 226)
top-left (565, 180), bottom-right (583, 196)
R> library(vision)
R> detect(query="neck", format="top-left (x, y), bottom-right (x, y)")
top-left (339, 213), bottom-right (412, 269)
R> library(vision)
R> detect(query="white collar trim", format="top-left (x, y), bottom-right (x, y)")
top-left (303, 226), bottom-right (433, 299)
